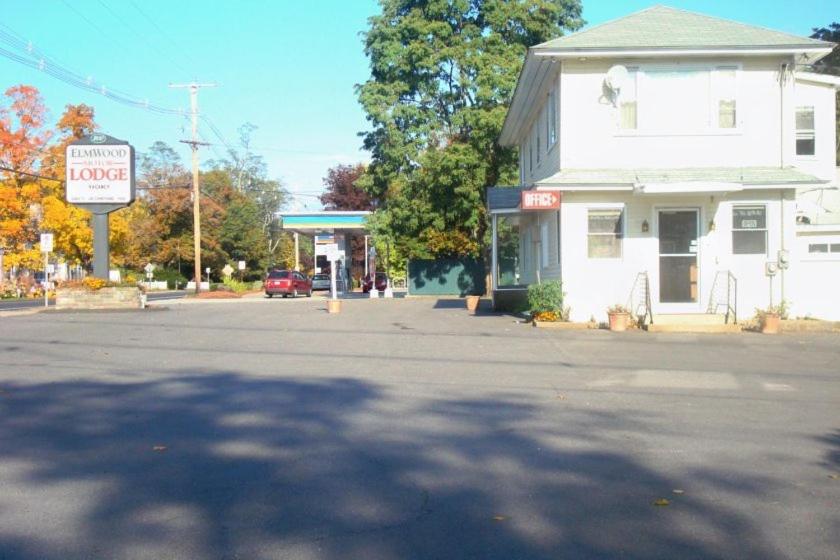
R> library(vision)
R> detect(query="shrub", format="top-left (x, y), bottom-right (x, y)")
top-left (83, 277), bottom-right (107, 291)
top-left (528, 281), bottom-right (566, 320)
top-left (607, 304), bottom-right (630, 314)
top-left (152, 268), bottom-right (188, 290)
top-left (222, 277), bottom-right (250, 294)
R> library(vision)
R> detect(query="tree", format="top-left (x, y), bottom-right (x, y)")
top-left (357, 0), bottom-right (583, 259)
top-left (320, 163), bottom-right (373, 210)
top-left (0, 86), bottom-right (51, 271)
top-left (38, 103), bottom-right (103, 267)
top-left (208, 124), bottom-right (289, 267)
top-left (811, 23), bottom-right (840, 164)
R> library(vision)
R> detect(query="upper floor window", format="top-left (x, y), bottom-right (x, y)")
top-left (714, 67), bottom-right (737, 129)
top-left (796, 106), bottom-right (815, 156)
top-left (619, 68), bottom-right (638, 130)
top-left (528, 139), bottom-right (533, 173)
top-left (547, 90), bottom-right (558, 146)
top-left (619, 66), bottom-right (739, 133)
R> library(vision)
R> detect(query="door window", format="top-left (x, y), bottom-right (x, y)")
top-left (659, 210), bottom-right (699, 303)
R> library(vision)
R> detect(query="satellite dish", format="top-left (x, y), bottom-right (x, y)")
top-left (605, 65), bottom-right (629, 92)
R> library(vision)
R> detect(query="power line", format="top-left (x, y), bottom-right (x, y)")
top-left (0, 24), bottom-right (185, 116)
top-left (94, 0), bottom-right (191, 76)
top-left (127, 0), bottom-right (200, 69)
top-left (0, 166), bottom-right (62, 183)
top-left (58, 0), bottom-right (133, 57)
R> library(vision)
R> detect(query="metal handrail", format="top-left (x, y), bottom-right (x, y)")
top-left (628, 271), bottom-right (653, 326)
top-left (707, 270), bottom-right (737, 324)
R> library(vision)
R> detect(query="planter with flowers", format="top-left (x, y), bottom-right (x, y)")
top-left (755, 302), bottom-right (787, 334)
top-left (528, 281), bottom-right (580, 328)
top-left (56, 277), bottom-right (145, 310)
top-left (607, 304), bottom-right (632, 332)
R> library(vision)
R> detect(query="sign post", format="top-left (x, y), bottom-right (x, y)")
top-left (325, 245), bottom-right (343, 314)
top-left (65, 134), bottom-right (135, 279)
top-left (40, 233), bottom-right (53, 308)
top-left (368, 245), bottom-right (377, 298)
top-left (144, 263), bottom-right (155, 285)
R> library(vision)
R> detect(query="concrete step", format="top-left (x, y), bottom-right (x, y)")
top-left (653, 313), bottom-right (728, 325)
top-left (647, 314), bottom-right (741, 333)
top-left (647, 323), bottom-right (742, 333)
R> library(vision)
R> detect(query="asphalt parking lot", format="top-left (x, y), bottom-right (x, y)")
top-left (0, 297), bottom-right (838, 559)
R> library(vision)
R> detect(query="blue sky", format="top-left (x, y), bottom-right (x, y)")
top-left (1, 1), bottom-right (836, 210)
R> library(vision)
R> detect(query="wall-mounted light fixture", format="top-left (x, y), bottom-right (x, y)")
top-left (641, 219), bottom-right (649, 233)
top-left (708, 220), bottom-right (716, 232)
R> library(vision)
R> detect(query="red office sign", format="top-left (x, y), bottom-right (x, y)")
top-left (521, 190), bottom-right (560, 210)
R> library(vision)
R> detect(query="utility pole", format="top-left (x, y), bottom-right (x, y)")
top-left (169, 82), bottom-right (216, 293)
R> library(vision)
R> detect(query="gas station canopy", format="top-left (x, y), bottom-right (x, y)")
top-left (279, 211), bottom-right (371, 234)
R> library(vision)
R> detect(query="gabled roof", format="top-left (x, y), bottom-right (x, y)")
top-left (534, 5), bottom-right (832, 52)
top-left (499, 6), bottom-right (835, 146)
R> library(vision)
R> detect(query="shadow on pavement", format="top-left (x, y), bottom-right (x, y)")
top-left (0, 371), bottom-right (790, 560)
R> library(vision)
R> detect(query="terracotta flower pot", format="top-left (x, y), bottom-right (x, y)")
top-left (608, 312), bottom-right (630, 332)
top-left (327, 299), bottom-right (342, 314)
top-left (761, 313), bottom-right (780, 334)
top-left (465, 295), bottom-right (480, 314)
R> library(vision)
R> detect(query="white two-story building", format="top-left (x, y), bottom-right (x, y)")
top-left (490, 5), bottom-right (840, 323)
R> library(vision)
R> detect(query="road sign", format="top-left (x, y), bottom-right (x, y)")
top-left (326, 248), bottom-right (345, 262)
top-left (238, 260), bottom-right (246, 271)
top-left (144, 263), bottom-right (155, 274)
top-left (222, 264), bottom-right (234, 277)
top-left (40, 233), bottom-right (54, 253)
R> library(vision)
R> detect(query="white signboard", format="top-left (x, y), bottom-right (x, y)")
top-left (238, 260), bottom-right (246, 271)
top-left (40, 233), bottom-right (53, 253)
top-left (65, 135), bottom-right (134, 205)
top-left (326, 248), bottom-right (345, 262)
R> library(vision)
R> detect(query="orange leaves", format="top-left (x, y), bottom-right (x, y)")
top-left (0, 85), bottom-right (51, 174)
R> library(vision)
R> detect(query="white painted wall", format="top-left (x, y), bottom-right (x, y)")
top-left (551, 190), bottom-right (796, 323)
top-left (515, 59), bottom-right (837, 184)
top-left (789, 227), bottom-right (840, 320)
top-left (558, 57), bottom-right (798, 170)
top-left (792, 80), bottom-right (838, 182)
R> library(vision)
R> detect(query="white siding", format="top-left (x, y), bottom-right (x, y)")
top-left (558, 57), bottom-right (794, 170)
top-left (789, 228), bottom-right (840, 320)
top-left (792, 80), bottom-right (837, 182)
top-left (558, 190), bottom-right (796, 323)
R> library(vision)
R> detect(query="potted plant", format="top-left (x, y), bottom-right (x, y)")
top-left (607, 304), bottom-right (631, 331)
top-left (756, 302), bottom-right (787, 334)
top-left (527, 281), bottom-right (566, 322)
top-left (465, 294), bottom-right (481, 314)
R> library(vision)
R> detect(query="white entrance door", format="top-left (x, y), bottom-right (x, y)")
top-left (658, 209), bottom-right (700, 309)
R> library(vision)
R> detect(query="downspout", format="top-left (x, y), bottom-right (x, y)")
top-left (778, 60), bottom-right (790, 304)
top-left (780, 61), bottom-right (788, 167)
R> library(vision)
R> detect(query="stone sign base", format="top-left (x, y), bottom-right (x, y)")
top-left (56, 287), bottom-right (144, 310)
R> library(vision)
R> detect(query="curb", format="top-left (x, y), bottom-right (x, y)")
top-left (0, 307), bottom-right (48, 318)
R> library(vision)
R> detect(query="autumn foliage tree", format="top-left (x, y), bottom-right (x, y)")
top-left (320, 163), bottom-right (373, 211)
